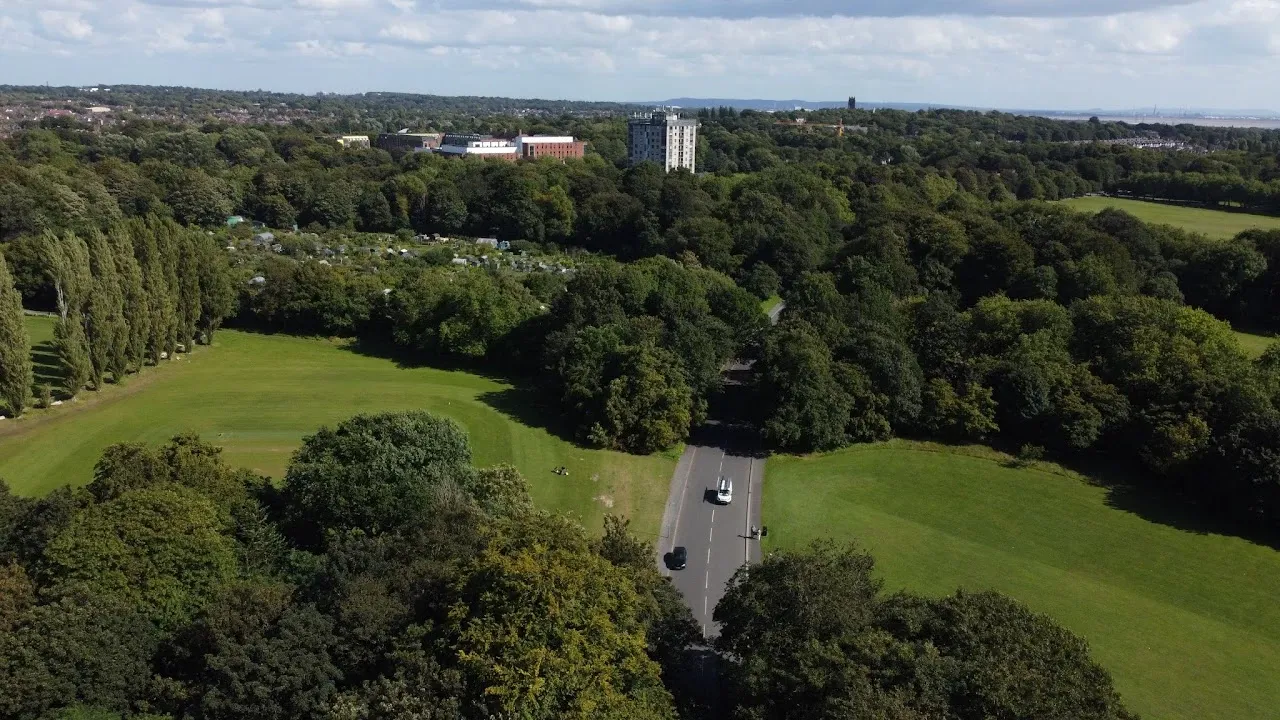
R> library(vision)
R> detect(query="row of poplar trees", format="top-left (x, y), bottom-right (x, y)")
top-left (0, 217), bottom-right (236, 418)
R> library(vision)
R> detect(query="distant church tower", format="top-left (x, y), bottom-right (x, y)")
top-left (848, 96), bottom-right (857, 110)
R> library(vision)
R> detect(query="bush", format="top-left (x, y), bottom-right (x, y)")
top-left (1017, 443), bottom-right (1046, 466)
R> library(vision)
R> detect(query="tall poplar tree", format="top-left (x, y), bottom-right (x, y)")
top-left (53, 311), bottom-right (91, 397)
top-left (196, 235), bottom-right (236, 344)
top-left (85, 230), bottom-right (127, 387)
top-left (0, 253), bottom-right (33, 417)
top-left (42, 232), bottom-right (92, 398)
top-left (176, 231), bottom-right (201, 351)
top-left (112, 222), bottom-right (150, 372)
top-left (155, 219), bottom-right (182, 358)
top-left (136, 219), bottom-right (174, 364)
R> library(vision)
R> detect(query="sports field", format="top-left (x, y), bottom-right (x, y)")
top-left (1, 316), bottom-right (675, 537)
top-left (763, 441), bottom-right (1280, 720)
top-left (1060, 196), bottom-right (1280, 239)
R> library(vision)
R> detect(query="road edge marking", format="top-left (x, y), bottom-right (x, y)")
top-left (656, 445), bottom-right (698, 575)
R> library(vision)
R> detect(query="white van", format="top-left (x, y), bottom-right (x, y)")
top-left (715, 476), bottom-right (733, 505)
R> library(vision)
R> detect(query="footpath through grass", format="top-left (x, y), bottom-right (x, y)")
top-left (1060, 196), bottom-right (1280, 239)
top-left (763, 441), bottom-right (1280, 720)
top-left (1, 320), bottom-right (675, 538)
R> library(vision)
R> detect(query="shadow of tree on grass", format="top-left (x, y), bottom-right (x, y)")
top-left (477, 386), bottom-right (587, 448)
top-left (31, 340), bottom-right (61, 388)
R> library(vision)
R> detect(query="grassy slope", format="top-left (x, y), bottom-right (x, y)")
top-left (763, 441), bottom-right (1280, 720)
top-left (2, 318), bottom-right (674, 538)
top-left (1060, 196), bottom-right (1280, 239)
top-left (1234, 329), bottom-right (1276, 359)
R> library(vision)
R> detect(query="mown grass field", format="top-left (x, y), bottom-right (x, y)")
top-left (1234, 329), bottom-right (1276, 359)
top-left (2, 316), bottom-right (675, 537)
top-left (763, 441), bottom-right (1280, 720)
top-left (1060, 196), bottom-right (1280, 239)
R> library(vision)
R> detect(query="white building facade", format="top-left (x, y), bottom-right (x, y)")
top-left (627, 112), bottom-right (698, 172)
top-left (436, 138), bottom-right (518, 159)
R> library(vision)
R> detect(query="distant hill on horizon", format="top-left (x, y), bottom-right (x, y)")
top-left (644, 97), bottom-right (1280, 119)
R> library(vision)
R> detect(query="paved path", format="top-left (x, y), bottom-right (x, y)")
top-left (767, 299), bottom-right (786, 324)
top-left (654, 299), bottom-right (782, 637)
top-left (658, 440), bottom-right (764, 637)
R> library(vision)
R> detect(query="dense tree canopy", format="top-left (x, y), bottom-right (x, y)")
top-left (0, 412), bottom-right (718, 720)
top-left (715, 541), bottom-right (1136, 720)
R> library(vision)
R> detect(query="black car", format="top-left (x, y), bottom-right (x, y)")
top-left (669, 546), bottom-right (688, 570)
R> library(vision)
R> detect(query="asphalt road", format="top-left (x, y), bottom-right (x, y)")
top-left (659, 441), bottom-right (764, 638)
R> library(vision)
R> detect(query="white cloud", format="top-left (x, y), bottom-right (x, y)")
top-left (0, 0), bottom-right (1275, 109)
top-left (37, 10), bottom-right (93, 40)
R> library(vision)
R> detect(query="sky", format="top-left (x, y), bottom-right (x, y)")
top-left (1, 0), bottom-right (1278, 111)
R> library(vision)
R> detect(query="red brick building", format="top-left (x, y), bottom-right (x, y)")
top-left (515, 136), bottom-right (586, 160)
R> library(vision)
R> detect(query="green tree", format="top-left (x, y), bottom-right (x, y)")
top-left (714, 541), bottom-right (899, 718)
top-left (307, 181), bottom-right (359, 229)
top-left (757, 323), bottom-right (852, 452)
top-left (84, 231), bottom-right (127, 387)
top-left (53, 311), bottom-right (92, 398)
top-left (464, 464), bottom-right (534, 518)
top-left (880, 590), bottom-right (1137, 720)
top-left (536, 184), bottom-right (575, 242)
top-left (420, 181), bottom-right (468, 234)
top-left (195, 235), bottom-right (236, 344)
top-left (280, 411), bottom-right (476, 548)
top-left (0, 591), bottom-right (159, 720)
top-left (42, 231), bottom-right (93, 395)
top-left (0, 253), bottom-right (33, 416)
top-left (594, 343), bottom-right (694, 453)
top-left (160, 582), bottom-right (341, 720)
top-left (357, 188), bottom-right (397, 233)
top-left (918, 378), bottom-right (999, 441)
top-left (259, 193), bottom-right (298, 229)
top-left (716, 542), bottom-right (1136, 720)
top-left (134, 221), bottom-right (174, 364)
top-left (175, 232), bottom-right (202, 350)
top-left (156, 221), bottom-right (183, 358)
top-left (448, 523), bottom-right (676, 720)
top-left (43, 485), bottom-right (238, 629)
top-left (166, 168), bottom-right (232, 226)
top-left (109, 225), bottom-right (149, 372)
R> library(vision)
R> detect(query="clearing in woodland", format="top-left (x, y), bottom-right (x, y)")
top-left (0, 317), bottom-right (675, 537)
top-left (763, 440), bottom-right (1280, 720)
top-left (1061, 196), bottom-right (1280, 239)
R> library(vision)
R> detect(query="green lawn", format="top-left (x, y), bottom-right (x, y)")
top-left (760, 295), bottom-right (782, 314)
top-left (763, 441), bottom-right (1280, 720)
top-left (1234, 329), bottom-right (1276, 359)
top-left (1, 318), bottom-right (675, 538)
top-left (1060, 196), bottom-right (1280, 239)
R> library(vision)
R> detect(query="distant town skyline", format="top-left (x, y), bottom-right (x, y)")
top-left (2, 0), bottom-right (1277, 110)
